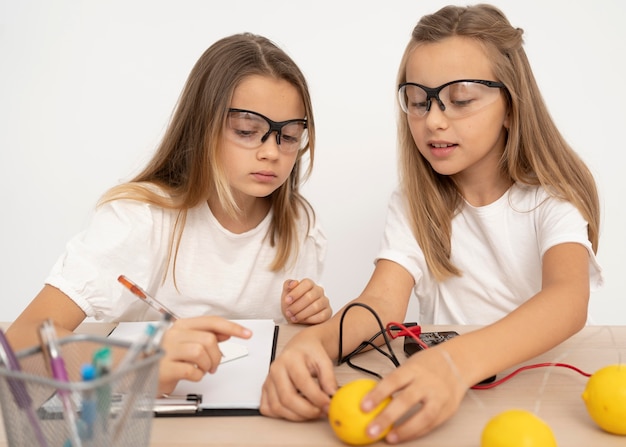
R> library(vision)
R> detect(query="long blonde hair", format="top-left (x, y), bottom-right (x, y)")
top-left (99, 33), bottom-right (316, 277)
top-left (396, 4), bottom-right (599, 281)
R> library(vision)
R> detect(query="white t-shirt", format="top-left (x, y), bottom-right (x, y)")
top-left (377, 184), bottom-right (603, 325)
top-left (46, 198), bottom-right (326, 324)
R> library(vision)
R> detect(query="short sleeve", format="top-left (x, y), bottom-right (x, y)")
top-left (375, 188), bottom-right (426, 286)
top-left (534, 192), bottom-right (604, 291)
top-left (299, 209), bottom-right (327, 282)
top-left (45, 199), bottom-right (173, 320)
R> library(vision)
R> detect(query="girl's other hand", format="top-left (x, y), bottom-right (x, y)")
top-left (281, 278), bottom-right (332, 324)
top-left (157, 316), bottom-right (252, 395)
top-left (260, 328), bottom-right (337, 420)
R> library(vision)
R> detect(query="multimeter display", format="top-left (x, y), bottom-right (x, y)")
top-left (403, 331), bottom-right (459, 356)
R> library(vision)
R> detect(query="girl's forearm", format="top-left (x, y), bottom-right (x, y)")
top-left (439, 286), bottom-right (588, 388)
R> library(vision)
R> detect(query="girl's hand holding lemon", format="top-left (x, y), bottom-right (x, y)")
top-left (329, 347), bottom-right (468, 444)
top-left (328, 379), bottom-right (392, 445)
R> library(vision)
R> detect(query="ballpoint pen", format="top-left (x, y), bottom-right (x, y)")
top-left (39, 319), bottom-right (83, 447)
top-left (117, 275), bottom-right (180, 320)
top-left (112, 312), bottom-right (172, 443)
top-left (0, 329), bottom-right (49, 447)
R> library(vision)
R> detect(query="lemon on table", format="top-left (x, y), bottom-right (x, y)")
top-left (328, 378), bottom-right (392, 445)
top-left (581, 364), bottom-right (626, 435)
top-left (481, 409), bottom-right (557, 447)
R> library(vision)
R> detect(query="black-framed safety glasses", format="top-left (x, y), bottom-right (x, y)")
top-left (398, 79), bottom-right (506, 119)
top-left (226, 108), bottom-right (308, 152)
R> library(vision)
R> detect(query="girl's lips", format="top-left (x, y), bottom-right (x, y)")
top-left (429, 143), bottom-right (457, 158)
top-left (251, 171), bottom-right (277, 182)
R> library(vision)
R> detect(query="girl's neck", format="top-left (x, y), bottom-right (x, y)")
top-left (455, 171), bottom-right (513, 207)
top-left (208, 196), bottom-right (271, 234)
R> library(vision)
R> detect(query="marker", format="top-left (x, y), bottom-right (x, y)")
top-left (92, 346), bottom-right (112, 431)
top-left (39, 319), bottom-right (82, 447)
top-left (79, 364), bottom-right (97, 443)
top-left (117, 275), bottom-right (180, 320)
top-left (0, 329), bottom-right (49, 447)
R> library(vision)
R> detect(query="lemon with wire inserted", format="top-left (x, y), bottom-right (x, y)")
top-left (582, 364), bottom-right (626, 435)
top-left (328, 378), bottom-right (392, 445)
top-left (481, 409), bottom-right (557, 447)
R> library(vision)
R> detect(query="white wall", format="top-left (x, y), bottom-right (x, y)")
top-left (1, 0), bottom-right (625, 324)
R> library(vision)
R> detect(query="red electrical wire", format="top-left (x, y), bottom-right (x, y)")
top-left (385, 321), bottom-right (591, 389)
top-left (470, 362), bottom-right (591, 389)
top-left (386, 321), bottom-right (429, 350)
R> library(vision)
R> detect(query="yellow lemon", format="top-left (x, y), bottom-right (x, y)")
top-left (481, 409), bottom-right (557, 447)
top-left (328, 378), bottom-right (392, 445)
top-left (581, 364), bottom-right (626, 435)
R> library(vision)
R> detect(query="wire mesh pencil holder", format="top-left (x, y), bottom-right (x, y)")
top-left (0, 333), bottom-right (163, 447)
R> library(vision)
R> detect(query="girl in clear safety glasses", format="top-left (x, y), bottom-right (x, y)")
top-left (261, 4), bottom-right (602, 443)
top-left (7, 33), bottom-right (331, 396)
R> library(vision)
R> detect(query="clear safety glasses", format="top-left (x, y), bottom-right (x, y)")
top-left (225, 108), bottom-right (308, 153)
top-left (398, 79), bottom-right (506, 119)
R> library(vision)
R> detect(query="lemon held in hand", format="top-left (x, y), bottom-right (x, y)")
top-left (481, 409), bottom-right (557, 447)
top-left (582, 364), bottom-right (626, 435)
top-left (328, 378), bottom-right (392, 445)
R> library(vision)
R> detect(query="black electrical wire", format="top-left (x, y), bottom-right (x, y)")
top-left (337, 302), bottom-right (401, 379)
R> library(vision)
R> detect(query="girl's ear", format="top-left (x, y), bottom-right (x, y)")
top-left (503, 109), bottom-right (511, 130)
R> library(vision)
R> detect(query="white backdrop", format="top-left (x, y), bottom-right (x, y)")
top-left (1, 0), bottom-right (625, 324)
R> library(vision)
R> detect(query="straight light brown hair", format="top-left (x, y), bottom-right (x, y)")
top-left (99, 33), bottom-right (316, 278)
top-left (396, 4), bottom-right (599, 281)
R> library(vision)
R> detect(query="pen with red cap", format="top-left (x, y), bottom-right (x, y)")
top-left (117, 275), bottom-right (180, 320)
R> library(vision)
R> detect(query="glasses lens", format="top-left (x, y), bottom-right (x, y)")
top-left (399, 81), bottom-right (503, 119)
top-left (399, 84), bottom-right (429, 116)
top-left (226, 110), bottom-right (270, 148)
top-left (279, 122), bottom-right (308, 152)
top-left (440, 82), bottom-right (503, 118)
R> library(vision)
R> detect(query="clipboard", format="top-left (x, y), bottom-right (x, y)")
top-left (142, 320), bottom-right (279, 417)
top-left (153, 322), bottom-right (279, 416)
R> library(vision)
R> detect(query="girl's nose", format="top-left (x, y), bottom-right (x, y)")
top-left (257, 132), bottom-right (281, 159)
top-left (424, 102), bottom-right (449, 130)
